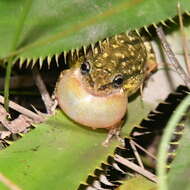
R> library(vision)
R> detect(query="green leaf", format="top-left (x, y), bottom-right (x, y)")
top-left (0, 97), bottom-right (152, 190)
top-left (0, 0), bottom-right (190, 61)
top-left (116, 175), bottom-right (157, 190)
top-left (168, 119), bottom-right (190, 190)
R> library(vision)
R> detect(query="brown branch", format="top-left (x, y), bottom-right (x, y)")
top-left (0, 105), bottom-right (33, 133)
top-left (32, 67), bottom-right (54, 114)
top-left (130, 140), bottom-right (144, 169)
top-left (131, 140), bottom-right (157, 160)
top-left (156, 26), bottom-right (190, 87)
top-left (0, 95), bottom-right (43, 122)
top-left (178, 2), bottom-right (190, 74)
top-left (114, 154), bottom-right (158, 183)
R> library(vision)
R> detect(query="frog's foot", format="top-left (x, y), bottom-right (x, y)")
top-left (102, 126), bottom-right (124, 147)
top-left (144, 41), bottom-right (157, 77)
top-left (146, 61), bottom-right (157, 78)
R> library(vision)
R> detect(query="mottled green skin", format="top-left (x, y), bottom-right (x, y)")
top-left (73, 32), bottom-right (149, 96)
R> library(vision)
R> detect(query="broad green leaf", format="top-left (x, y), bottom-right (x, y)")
top-left (0, 97), bottom-right (152, 190)
top-left (116, 175), bottom-right (157, 190)
top-left (168, 120), bottom-right (190, 190)
top-left (0, 0), bottom-right (190, 61)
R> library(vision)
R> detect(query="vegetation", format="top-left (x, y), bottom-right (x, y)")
top-left (0, 0), bottom-right (190, 189)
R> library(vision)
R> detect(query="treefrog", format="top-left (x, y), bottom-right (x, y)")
top-left (55, 32), bottom-right (156, 145)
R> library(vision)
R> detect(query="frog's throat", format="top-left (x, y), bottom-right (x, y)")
top-left (55, 68), bottom-right (128, 129)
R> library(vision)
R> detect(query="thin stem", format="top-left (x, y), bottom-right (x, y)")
top-left (157, 93), bottom-right (190, 190)
top-left (4, 0), bottom-right (33, 111)
top-left (4, 59), bottom-right (13, 111)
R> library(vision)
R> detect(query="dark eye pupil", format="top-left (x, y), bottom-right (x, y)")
top-left (113, 75), bottom-right (124, 88)
top-left (80, 61), bottom-right (90, 74)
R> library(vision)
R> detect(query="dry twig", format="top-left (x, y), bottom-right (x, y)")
top-left (131, 139), bottom-right (157, 160)
top-left (114, 154), bottom-right (158, 183)
top-left (32, 67), bottom-right (54, 114)
top-left (0, 95), bottom-right (44, 122)
top-left (177, 2), bottom-right (190, 74)
top-left (0, 131), bottom-right (11, 139)
top-left (0, 105), bottom-right (33, 133)
top-left (130, 140), bottom-right (144, 169)
top-left (156, 26), bottom-right (190, 87)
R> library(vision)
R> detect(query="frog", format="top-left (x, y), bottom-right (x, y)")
top-left (55, 31), bottom-right (156, 146)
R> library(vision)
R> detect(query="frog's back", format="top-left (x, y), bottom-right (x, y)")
top-left (104, 32), bottom-right (147, 95)
top-left (88, 32), bottom-right (148, 96)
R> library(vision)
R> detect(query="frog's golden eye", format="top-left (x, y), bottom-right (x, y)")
top-left (113, 74), bottom-right (124, 88)
top-left (80, 61), bottom-right (91, 75)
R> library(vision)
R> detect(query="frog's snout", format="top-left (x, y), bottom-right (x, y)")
top-left (55, 68), bottom-right (128, 129)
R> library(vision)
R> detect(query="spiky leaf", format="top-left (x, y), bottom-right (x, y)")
top-left (0, 98), bottom-right (151, 190)
top-left (0, 0), bottom-right (190, 63)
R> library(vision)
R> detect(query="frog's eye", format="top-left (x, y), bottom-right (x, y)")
top-left (113, 74), bottom-right (124, 88)
top-left (80, 61), bottom-right (91, 75)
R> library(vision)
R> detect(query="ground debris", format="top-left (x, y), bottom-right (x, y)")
top-left (0, 105), bottom-right (41, 134)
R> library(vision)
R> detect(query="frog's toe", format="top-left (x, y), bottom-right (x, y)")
top-left (102, 127), bottom-right (124, 147)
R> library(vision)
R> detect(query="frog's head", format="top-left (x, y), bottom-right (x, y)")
top-left (76, 56), bottom-right (125, 96)
top-left (76, 34), bottom-right (146, 96)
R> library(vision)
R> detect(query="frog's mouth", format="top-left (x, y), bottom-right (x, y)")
top-left (55, 68), bottom-right (128, 129)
